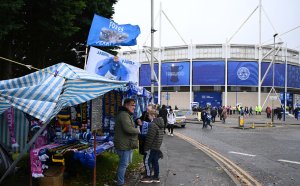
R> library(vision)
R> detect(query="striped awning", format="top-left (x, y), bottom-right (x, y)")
top-left (0, 63), bottom-right (127, 122)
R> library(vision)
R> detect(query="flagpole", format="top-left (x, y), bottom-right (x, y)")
top-left (158, 2), bottom-right (162, 105)
top-left (84, 45), bottom-right (88, 70)
top-left (150, 0), bottom-right (155, 103)
top-left (284, 44), bottom-right (287, 122)
top-left (189, 41), bottom-right (193, 110)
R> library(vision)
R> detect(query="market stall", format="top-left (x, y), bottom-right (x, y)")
top-left (0, 62), bottom-right (127, 184)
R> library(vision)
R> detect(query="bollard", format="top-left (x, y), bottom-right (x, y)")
top-left (252, 122), bottom-right (255, 129)
top-left (239, 116), bottom-right (244, 128)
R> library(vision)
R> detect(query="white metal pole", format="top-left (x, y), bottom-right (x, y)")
top-left (137, 45), bottom-right (140, 86)
top-left (258, 0), bottom-right (262, 107)
top-left (158, 2), bottom-right (162, 105)
top-left (150, 0), bottom-right (155, 103)
top-left (84, 45), bottom-right (89, 70)
top-left (189, 41), bottom-right (193, 110)
top-left (284, 44), bottom-right (288, 121)
top-left (225, 39), bottom-right (228, 107)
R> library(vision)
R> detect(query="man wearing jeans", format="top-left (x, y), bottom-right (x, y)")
top-left (114, 98), bottom-right (140, 186)
top-left (141, 114), bottom-right (164, 183)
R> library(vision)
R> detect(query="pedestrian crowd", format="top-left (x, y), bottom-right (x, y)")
top-left (114, 99), bottom-right (181, 185)
top-left (113, 99), bottom-right (300, 185)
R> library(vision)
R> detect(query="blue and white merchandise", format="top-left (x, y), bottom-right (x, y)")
top-left (140, 121), bottom-right (150, 136)
top-left (86, 47), bottom-right (140, 82)
top-left (96, 56), bottom-right (129, 81)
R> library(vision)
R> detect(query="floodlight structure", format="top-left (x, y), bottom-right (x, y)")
top-left (260, 34), bottom-right (283, 123)
top-left (147, 1), bottom-right (188, 105)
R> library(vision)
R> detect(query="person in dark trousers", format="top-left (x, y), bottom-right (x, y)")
top-left (141, 112), bottom-right (164, 183)
top-left (266, 106), bottom-right (271, 118)
top-left (114, 98), bottom-right (140, 186)
top-left (158, 105), bottom-right (168, 134)
top-left (135, 104), bottom-right (156, 155)
top-left (277, 106), bottom-right (283, 120)
top-left (294, 107), bottom-right (299, 120)
top-left (218, 106), bottom-right (223, 119)
top-left (221, 106), bottom-right (227, 124)
top-left (210, 107), bottom-right (217, 123)
top-left (206, 114), bottom-right (213, 129)
top-left (135, 104), bottom-right (156, 179)
top-left (167, 108), bottom-right (176, 136)
top-left (201, 108), bottom-right (208, 128)
top-left (249, 106), bottom-right (253, 115)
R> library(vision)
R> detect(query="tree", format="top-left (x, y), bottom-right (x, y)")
top-left (0, 0), bottom-right (118, 80)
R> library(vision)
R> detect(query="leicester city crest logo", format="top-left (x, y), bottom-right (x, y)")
top-left (237, 67), bottom-right (250, 80)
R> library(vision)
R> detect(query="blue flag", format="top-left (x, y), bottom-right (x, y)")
top-left (87, 14), bottom-right (140, 46)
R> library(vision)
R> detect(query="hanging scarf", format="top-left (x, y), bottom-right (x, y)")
top-left (5, 107), bottom-right (19, 149)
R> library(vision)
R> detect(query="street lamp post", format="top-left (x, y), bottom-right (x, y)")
top-left (271, 33), bottom-right (278, 123)
top-left (166, 74), bottom-right (169, 107)
top-left (235, 75), bottom-right (238, 110)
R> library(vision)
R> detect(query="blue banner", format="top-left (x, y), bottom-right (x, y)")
top-left (261, 62), bottom-right (272, 86)
top-left (86, 47), bottom-right (139, 82)
top-left (288, 64), bottom-right (300, 88)
top-left (228, 61), bottom-right (258, 86)
top-left (161, 62), bottom-right (190, 86)
top-left (194, 92), bottom-right (222, 108)
top-left (280, 92), bottom-right (293, 106)
top-left (192, 61), bottom-right (224, 85)
top-left (139, 64), bottom-right (159, 86)
top-left (261, 63), bottom-right (285, 87)
top-left (87, 14), bottom-right (140, 46)
top-left (275, 64), bottom-right (285, 87)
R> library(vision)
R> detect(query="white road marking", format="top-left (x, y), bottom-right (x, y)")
top-left (228, 151), bottom-right (256, 157)
top-left (278, 159), bottom-right (300, 165)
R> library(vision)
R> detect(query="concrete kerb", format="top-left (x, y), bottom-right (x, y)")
top-left (185, 114), bottom-right (300, 129)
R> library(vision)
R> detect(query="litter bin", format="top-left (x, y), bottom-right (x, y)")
top-left (238, 116), bottom-right (244, 128)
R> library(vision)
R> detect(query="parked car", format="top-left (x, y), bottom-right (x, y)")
top-left (174, 110), bottom-right (186, 128)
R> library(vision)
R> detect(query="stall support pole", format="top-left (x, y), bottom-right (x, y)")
top-left (93, 131), bottom-right (97, 186)
top-left (0, 122), bottom-right (49, 184)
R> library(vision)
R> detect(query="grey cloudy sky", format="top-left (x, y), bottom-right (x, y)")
top-left (113, 0), bottom-right (300, 50)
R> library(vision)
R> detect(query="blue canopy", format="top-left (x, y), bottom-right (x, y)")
top-left (0, 63), bottom-right (127, 123)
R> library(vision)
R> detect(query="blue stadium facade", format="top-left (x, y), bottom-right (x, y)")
top-left (120, 44), bottom-right (300, 109)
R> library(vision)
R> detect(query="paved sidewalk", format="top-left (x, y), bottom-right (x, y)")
top-left (128, 112), bottom-right (300, 186)
top-left (186, 112), bottom-right (300, 128)
top-left (131, 134), bottom-right (235, 186)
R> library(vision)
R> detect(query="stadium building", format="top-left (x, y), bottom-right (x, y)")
top-left (119, 44), bottom-right (300, 110)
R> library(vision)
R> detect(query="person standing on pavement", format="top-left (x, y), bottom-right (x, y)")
top-left (217, 106), bottom-right (222, 118)
top-left (114, 98), bottom-right (140, 186)
top-left (136, 104), bottom-right (156, 155)
top-left (167, 108), bottom-right (176, 136)
top-left (258, 105), bottom-right (262, 115)
top-left (210, 107), bottom-right (217, 123)
top-left (266, 106), bottom-right (271, 118)
top-left (158, 105), bottom-right (168, 134)
top-left (201, 108), bottom-right (208, 128)
top-left (141, 112), bottom-right (164, 183)
top-left (221, 106), bottom-right (227, 124)
top-left (249, 106), bottom-right (253, 115)
top-left (206, 114), bottom-right (213, 129)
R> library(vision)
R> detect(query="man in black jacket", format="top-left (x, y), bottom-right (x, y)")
top-left (211, 107), bottom-right (217, 123)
